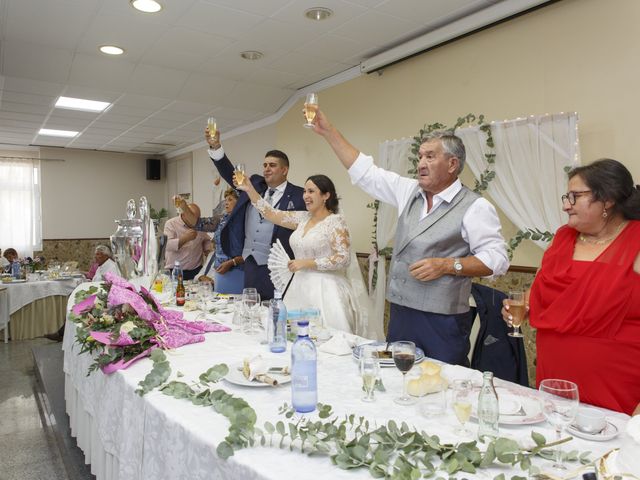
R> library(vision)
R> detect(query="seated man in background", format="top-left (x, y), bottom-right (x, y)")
top-left (92, 245), bottom-right (121, 282)
top-left (164, 202), bottom-right (212, 281)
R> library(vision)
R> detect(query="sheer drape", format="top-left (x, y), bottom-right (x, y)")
top-left (457, 113), bottom-right (580, 248)
top-left (0, 158), bottom-right (43, 256)
top-left (368, 138), bottom-right (412, 340)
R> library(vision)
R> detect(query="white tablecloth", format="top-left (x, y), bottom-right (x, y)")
top-left (5, 278), bottom-right (82, 315)
top-left (63, 287), bottom-right (629, 480)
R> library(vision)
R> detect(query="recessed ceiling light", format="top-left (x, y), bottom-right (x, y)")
top-left (240, 51), bottom-right (263, 60)
top-left (38, 128), bottom-right (79, 138)
top-left (304, 7), bottom-right (333, 21)
top-left (130, 0), bottom-right (162, 13)
top-left (55, 96), bottom-right (111, 113)
top-left (99, 45), bottom-right (124, 55)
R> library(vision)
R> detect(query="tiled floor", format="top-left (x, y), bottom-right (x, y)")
top-left (0, 338), bottom-right (68, 480)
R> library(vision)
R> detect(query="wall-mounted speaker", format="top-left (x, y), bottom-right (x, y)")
top-left (146, 158), bottom-right (161, 180)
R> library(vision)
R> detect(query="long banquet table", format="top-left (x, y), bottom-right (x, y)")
top-left (63, 284), bottom-right (630, 480)
top-left (2, 277), bottom-right (82, 340)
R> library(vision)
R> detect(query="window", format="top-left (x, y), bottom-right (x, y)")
top-left (0, 158), bottom-right (43, 257)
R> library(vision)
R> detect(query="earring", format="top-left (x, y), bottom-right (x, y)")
top-left (602, 208), bottom-right (608, 218)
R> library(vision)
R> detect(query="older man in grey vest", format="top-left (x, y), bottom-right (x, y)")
top-left (311, 110), bottom-right (509, 366)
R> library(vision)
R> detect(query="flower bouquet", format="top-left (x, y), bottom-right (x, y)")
top-left (69, 272), bottom-right (230, 374)
top-left (20, 255), bottom-right (46, 273)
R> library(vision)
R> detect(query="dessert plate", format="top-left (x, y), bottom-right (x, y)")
top-left (352, 341), bottom-right (424, 367)
top-left (567, 420), bottom-right (620, 441)
top-left (224, 361), bottom-right (291, 388)
top-left (471, 386), bottom-right (545, 425)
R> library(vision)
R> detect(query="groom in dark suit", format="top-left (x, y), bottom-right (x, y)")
top-left (204, 127), bottom-right (305, 300)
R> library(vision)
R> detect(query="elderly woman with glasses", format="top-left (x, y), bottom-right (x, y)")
top-left (504, 159), bottom-right (640, 415)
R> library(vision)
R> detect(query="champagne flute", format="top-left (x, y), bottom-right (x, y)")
top-left (234, 164), bottom-right (246, 186)
top-left (452, 379), bottom-right (473, 437)
top-left (303, 93), bottom-right (318, 128)
top-left (173, 195), bottom-right (183, 214)
top-left (539, 379), bottom-right (579, 470)
top-left (392, 341), bottom-right (416, 405)
top-left (207, 116), bottom-right (217, 137)
top-left (507, 290), bottom-right (526, 338)
top-left (242, 288), bottom-right (261, 335)
top-left (360, 345), bottom-right (380, 402)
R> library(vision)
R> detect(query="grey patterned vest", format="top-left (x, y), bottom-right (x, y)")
top-left (242, 196), bottom-right (277, 266)
top-left (387, 185), bottom-right (480, 314)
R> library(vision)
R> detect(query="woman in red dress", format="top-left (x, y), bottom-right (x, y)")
top-left (504, 159), bottom-right (640, 415)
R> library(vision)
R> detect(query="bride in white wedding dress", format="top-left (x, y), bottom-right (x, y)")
top-left (236, 174), bottom-right (369, 335)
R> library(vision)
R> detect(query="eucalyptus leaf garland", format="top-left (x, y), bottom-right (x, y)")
top-left (136, 353), bottom-right (592, 480)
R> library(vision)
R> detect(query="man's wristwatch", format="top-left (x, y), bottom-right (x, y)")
top-left (453, 258), bottom-right (463, 276)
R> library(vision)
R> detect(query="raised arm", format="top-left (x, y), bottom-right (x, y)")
top-left (310, 109), bottom-right (359, 170)
top-left (236, 176), bottom-right (307, 230)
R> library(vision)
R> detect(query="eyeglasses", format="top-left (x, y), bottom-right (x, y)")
top-left (561, 190), bottom-right (591, 205)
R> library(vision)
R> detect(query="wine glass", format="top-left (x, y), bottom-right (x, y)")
top-left (360, 345), bottom-right (380, 402)
top-left (539, 379), bottom-right (579, 470)
top-left (506, 290), bottom-right (526, 338)
top-left (234, 164), bottom-right (246, 186)
top-left (195, 283), bottom-right (211, 320)
top-left (452, 379), bottom-right (473, 437)
top-left (303, 93), bottom-right (318, 128)
top-left (392, 341), bottom-right (416, 405)
top-left (241, 288), bottom-right (261, 335)
top-left (207, 116), bottom-right (217, 137)
top-left (259, 299), bottom-right (271, 345)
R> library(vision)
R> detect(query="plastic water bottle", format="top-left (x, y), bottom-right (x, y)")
top-left (291, 317), bottom-right (317, 413)
top-left (11, 261), bottom-right (20, 279)
top-left (171, 260), bottom-right (181, 294)
top-left (477, 371), bottom-right (500, 441)
top-left (268, 289), bottom-right (287, 353)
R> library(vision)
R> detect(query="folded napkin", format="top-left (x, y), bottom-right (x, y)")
top-left (318, 333), bottom-right (354, 356)
top-left (242, 355), bottom-right (279, 386)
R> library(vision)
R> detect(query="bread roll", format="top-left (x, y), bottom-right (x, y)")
top-left (419, 360), bottom-right (441, 376)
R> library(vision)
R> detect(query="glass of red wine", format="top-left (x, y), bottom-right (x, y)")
top-left (392, 341), bottom-right (417, 405)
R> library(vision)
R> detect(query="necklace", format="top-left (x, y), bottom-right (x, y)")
top-left (578, 221), bottom-right (627, 245)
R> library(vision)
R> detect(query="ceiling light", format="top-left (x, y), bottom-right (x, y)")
top-left (240, 51), bottom-right (263, 60)
top-left (304, 7), bottom-right (333, 21)
top-left (55, 96), bottom-right (111, 113)
top-left (38, 128), bottom-right (79, 138)
top-left (99, 45), bottom-right (124, 55)
top-left (130, 0), bottom-right (162, 13)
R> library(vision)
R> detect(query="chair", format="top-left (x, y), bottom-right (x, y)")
top-left (0, 286), bottom-right (9, 342)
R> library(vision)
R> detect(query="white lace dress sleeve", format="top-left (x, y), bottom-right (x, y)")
top-left (253, 197), bottom-right (308, 229)
top-left (315, 214), bottom-right (351, 271)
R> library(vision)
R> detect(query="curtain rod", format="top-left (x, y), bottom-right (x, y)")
top-left (0, 155), bottom-right (65, 162)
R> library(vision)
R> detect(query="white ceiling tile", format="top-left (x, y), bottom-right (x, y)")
top-left (249, 68), bottom-right (304, 88)
top-left (199, 0), bottom-right (293, 17)
top-left (267, 52), bottom-right (341, 76)
top-left (294, 33), bottom-right (373, 62)
top-left (271, 0), bottom-right (367, 31)
top-left (176, 2), bottom-right (264, 39)
top-left (5, 0), bottom-right (99, 50)
top-left (374, 0), bottom-right (486, 25)
top-left (97, 0), bottom-right (199, 24)
top-left (176, 73), bottom-right (238, 104)
top-left (1, 76), bottom-right (64, 96)
top-left (126, 65), bottom-right (191, 98)
top-left (0, 91), bottom-right (56, 107)
top-left (0, 101), bottom-right (51, 115)
top-left (1, 41), bottom-right (73, 83)
top-left (222, 82), bottom-right (292, 112)
top-left (67, 54), bottom-right (137, 92)
top-left (332, 10), bottom-right (417, 46)
top-left (164, 101), bottom-right (216, 115)
top-left (0, 110), bottom-right (48, 123)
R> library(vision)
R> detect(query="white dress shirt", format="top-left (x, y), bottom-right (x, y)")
top-left (348, 152), bottom-right (509, 276)
top-left (93, 258), bottom-right (121, 282)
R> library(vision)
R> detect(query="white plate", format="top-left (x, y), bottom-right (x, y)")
top-left (596, 449), bottom-right (638, 479)
top-left (224, 361), bottom-right (291, 388)
top-left (352, 341), bottom-right (425, 367)
top-left (567, 420), bottom-right (620, 442)
top-left (472, 386), bottom-right (545, 425)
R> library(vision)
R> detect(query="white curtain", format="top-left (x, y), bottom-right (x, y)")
top-left (367, 138), bottom-right (412, 340)
top-left (0, 158), bottom-right (43, 257)
top-left (457, 113), bottom-right (580, 248)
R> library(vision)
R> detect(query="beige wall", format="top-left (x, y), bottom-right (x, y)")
top-left (276, 0), bottom-right (640, 267)
top-left (189, 0), bottom-right (640, 267)
top-left (41, 147), bottom-right (167, 238)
